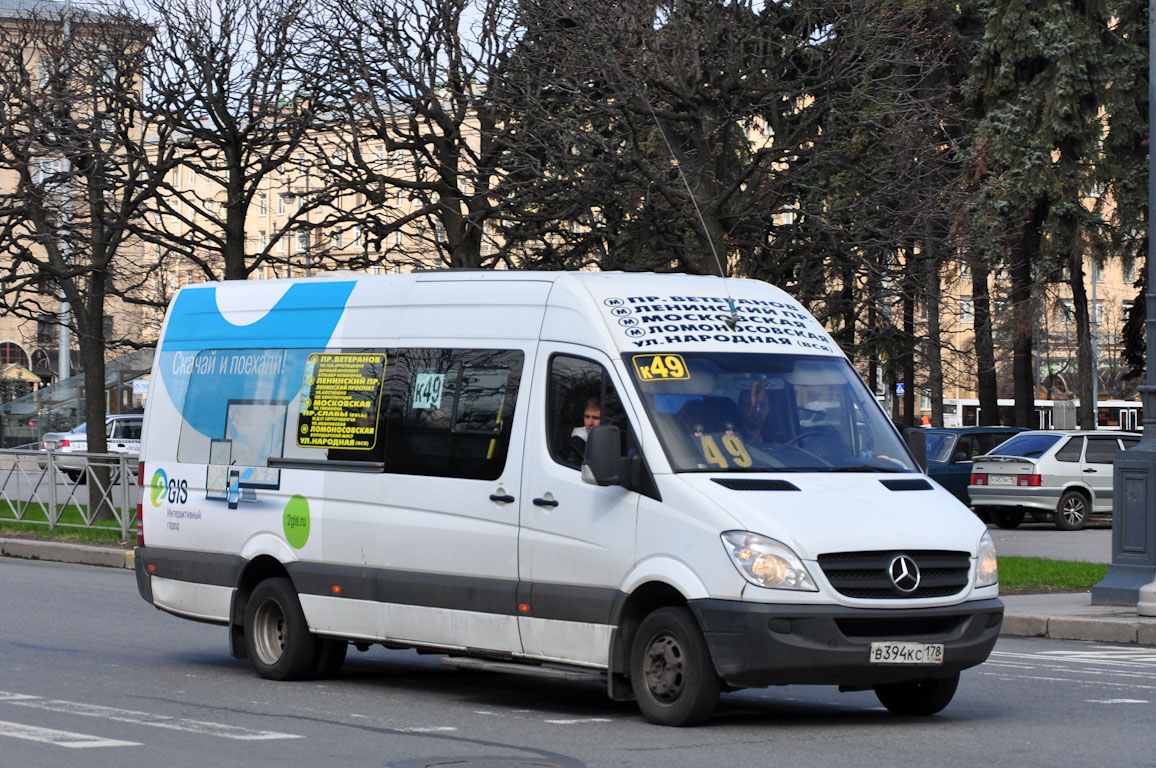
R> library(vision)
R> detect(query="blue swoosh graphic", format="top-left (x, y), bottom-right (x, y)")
top-left (158, 281), bottom-right (357, 438)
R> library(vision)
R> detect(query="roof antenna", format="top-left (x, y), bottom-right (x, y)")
top-left (642, 95), bottom-right (741, 330)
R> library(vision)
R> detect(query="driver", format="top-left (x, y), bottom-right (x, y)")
top-left (739, 380), bottom-right (770, 443)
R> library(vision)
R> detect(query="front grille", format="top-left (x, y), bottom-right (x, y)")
top-left (835, 615), bottom-right (965, 638)
top-left (818, 550), bottom-right (970, 599)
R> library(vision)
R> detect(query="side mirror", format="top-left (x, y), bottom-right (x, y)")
top-left (582, 425), bottom-right (622, 486)
top-left (903, 427), bottom-right (928, 472)
top-left (951, 451), bottom-right (969, 464)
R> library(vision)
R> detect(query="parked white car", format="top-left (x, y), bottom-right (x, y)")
top-left (38, 414), bottom-right (144, 480)
top-left (968, 430), bottom-right (1140, 531)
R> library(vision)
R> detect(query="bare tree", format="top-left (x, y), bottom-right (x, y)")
top-left (135, 0), bottom-right (361, 281)
top-left (307, 0), bottom-right (522, 270)
top-left (0, 4), bottom-right (173, 468)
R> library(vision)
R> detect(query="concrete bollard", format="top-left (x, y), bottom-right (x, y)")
top-left (1139, 579), bottom-right (1156, 617)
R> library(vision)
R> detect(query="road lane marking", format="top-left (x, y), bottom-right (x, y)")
top-left (0, 690), bottom-right (300, 741)
top-left (544, 718), bottom-right (613, 724)
top-left (0, 719), bottom-right (140, 749)
top-left (1086, 699), bottom-right (1149, 704)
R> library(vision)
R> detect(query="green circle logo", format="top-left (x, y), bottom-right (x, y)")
top-left (150, 470), bottom-right (167, 507)
top-left (282, 494), bottom-right (311, 549)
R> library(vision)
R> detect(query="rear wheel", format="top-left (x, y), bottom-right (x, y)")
top-left (630, 607), bottom-right (720, 726)
top-left (1055, 490), bottom-right (1090, 531)
top-left (991, 508), bottom-right (1024, 529)
top-left (874, 672), bottom-right (959, 715)
top-left (244, 577), bottom-right (317, 680)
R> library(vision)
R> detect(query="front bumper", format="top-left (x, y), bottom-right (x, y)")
top-left (689, 597), bottom-right (1003, 688)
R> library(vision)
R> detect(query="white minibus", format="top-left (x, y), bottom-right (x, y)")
top-left (135, 271), bottom-right (1002, 726)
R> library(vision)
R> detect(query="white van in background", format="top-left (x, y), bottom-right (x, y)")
top-left (134, 271), bottom-right (1002, 726)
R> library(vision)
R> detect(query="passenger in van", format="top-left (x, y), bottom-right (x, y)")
top-left (563, 397), bottom-right (601, 465)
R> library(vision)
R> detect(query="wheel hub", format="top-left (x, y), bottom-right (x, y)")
top-left (643, 634), bottom-right (685, 702)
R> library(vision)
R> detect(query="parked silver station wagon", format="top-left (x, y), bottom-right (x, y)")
top-left (968, 430), bottom-right (1140, 531)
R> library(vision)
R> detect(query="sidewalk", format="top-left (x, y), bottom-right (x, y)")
top-left (5, 538), bottom-right (1156, 646)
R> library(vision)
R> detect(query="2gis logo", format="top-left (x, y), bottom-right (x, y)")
top-left (150, 468), bottom-right (188, 506)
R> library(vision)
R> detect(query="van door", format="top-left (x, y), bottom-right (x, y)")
top-left (518, 346), bottom-right (639, 666)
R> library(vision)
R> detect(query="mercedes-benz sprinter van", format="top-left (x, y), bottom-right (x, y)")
top-left (134, 271), bottom-right (1002, 726)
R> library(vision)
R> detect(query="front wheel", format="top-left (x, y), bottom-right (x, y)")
top-left (630, 607), bottom-right (720, 726)
top-left (991, 508), bottom-right (1024, 529)
top-left (874, 672), bottom-right (959, 715)
top-left (1055, 490), bottom-right (1090, 531)
top-left (244, 577), bottom-right (317, 680)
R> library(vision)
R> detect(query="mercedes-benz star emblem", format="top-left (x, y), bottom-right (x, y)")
top-left (888, 554), bottom-right (921, 594)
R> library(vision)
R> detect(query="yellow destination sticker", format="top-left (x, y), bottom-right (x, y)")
top-left (297, 352), bottom-right (387, 450)
top-left (632, 353), bottom-right (690, 381)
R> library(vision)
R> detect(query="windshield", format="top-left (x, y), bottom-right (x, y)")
top-left (924, 432), bottom-right (957, 463)
top-left (627, 352), bottom-right (917, 473)
top-left (987, 433), bottom-right (1061, 459)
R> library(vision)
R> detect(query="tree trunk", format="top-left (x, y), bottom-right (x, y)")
top-left (1069, 234), bottom-right (1096, 429)
top-left (972, 258), bottom-right (998, 425)
top-left (924, 233), bottom-right (944, 427)
top-left (1011, 201), bottom-right (1047, 427)
top-left (902, 251), bottom-right (916, 428)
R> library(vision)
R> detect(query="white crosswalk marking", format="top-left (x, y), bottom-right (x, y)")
top-left (0, 719), bottom-right (140, 749)
top-left (0, 690), bottom-right (301, 741)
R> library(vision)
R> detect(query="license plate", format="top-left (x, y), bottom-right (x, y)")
top-left (869, 642), bottom-right (944, 665)
top-left (989, 474), bottom-right (1016, 486)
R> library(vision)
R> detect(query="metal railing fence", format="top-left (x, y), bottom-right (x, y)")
top-left (0, 449), bottom-right (139, 541)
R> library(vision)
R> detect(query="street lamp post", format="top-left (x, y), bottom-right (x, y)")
top-left (1091, 0), bottom-right (1156, 605)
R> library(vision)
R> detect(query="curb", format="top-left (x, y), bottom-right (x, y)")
top-left (1001, 611), bottom-right (1156, 646)
top-left (0, 537), bottom-right (134, 570)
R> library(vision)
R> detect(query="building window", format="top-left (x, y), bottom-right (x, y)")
top-left (333, 229), bottom-right (343, 249)
top-left (257, 231), bottom-right (267, 252)
top-left (275, 235), bottom-right (284, 254)
top-left (277, 195), bottom-right (286, 215)
top-left (394, 230), bottom-right (403, 247)
top-left (959, 296), bottom-right (973, 324)
top-left (296, 230), bottom-right (309, 253)
top-left (435, 224), bottom-right (446, 243)
top-left (258, 194), bottom-right (268, 216)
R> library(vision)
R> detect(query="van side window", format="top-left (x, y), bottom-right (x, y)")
top-left (381, 348), bottom-right (523, 480)
top-left (548, 355), bottom-right (629, 469)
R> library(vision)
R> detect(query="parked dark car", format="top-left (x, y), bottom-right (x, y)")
top-left (925, 427), bottom-right (1026, 508)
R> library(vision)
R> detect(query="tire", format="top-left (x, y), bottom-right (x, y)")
top-left (64, 469), bottom-right (84, 484)
top-left (874, 672), bottom-right (959, 715)
top-left (1055, 490), bottom-right (1090, 531)
top-left (629, 607), bottom-right (720, 727)
top-left (244, 577), bottom-right (317, 681)
top-left (310, 638), bottom-right (348, 679)
top-left (991, 508), bottom-right (1024, 529)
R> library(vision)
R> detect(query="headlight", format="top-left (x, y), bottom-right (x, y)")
top-left (721, 531), bottom-right (817, 591)
top-left (975, 530), bottom-right (998, 588)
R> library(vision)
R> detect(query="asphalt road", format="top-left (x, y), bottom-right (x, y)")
top-left (4, 558), bottom-right (1156, 767)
